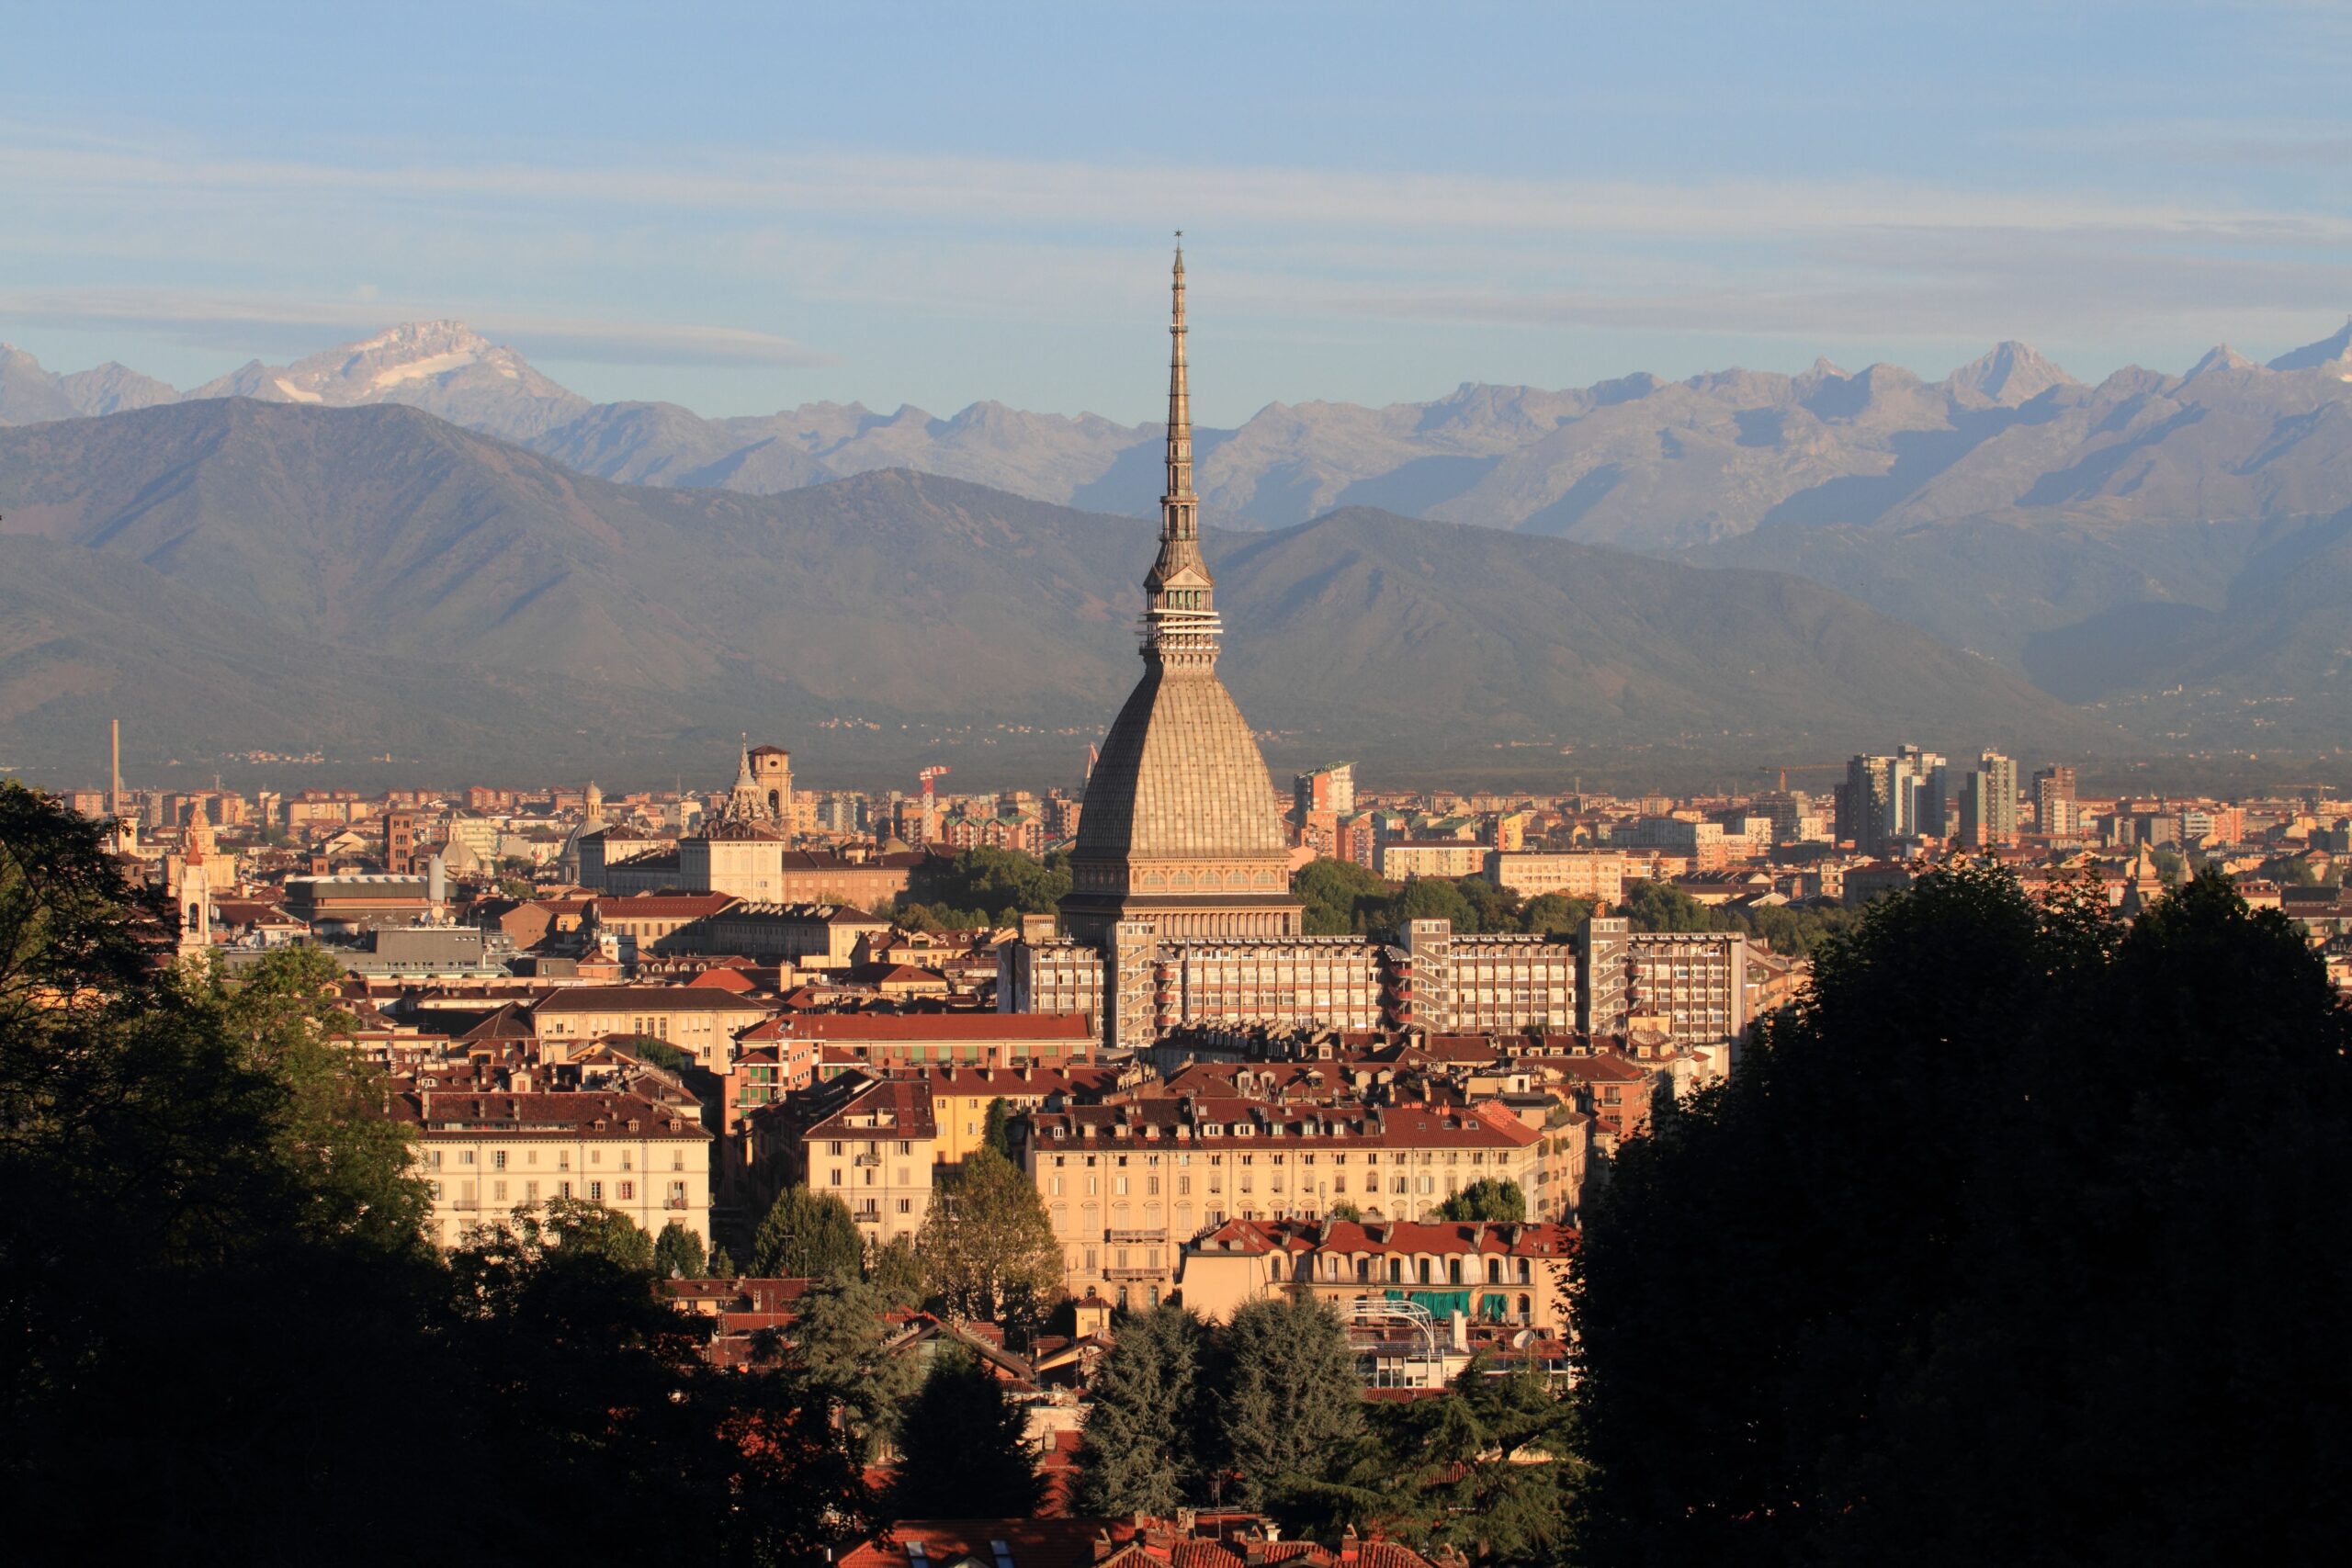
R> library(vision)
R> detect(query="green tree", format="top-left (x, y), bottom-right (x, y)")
top-left (1211, 1297), bottom-right (1365, 1508)
top-left (981, 1096), bottom-right (1017, 1161)
top-left (1276, 1356), bottom-right (1579, 1567)
top-left (913, 1147), bottom-right (1065, 1331)
top-left (1390, 875), bottom-right (1478, 935)
top-left (622, 1036), bottom-right (695, 1075)
top-left (899, 846), bottom-right (1071, 928)
top-left (1295, 857), bottom-right (1395, 935)
top-left (1521, 892), bottom-right (1597, 937)
top-left (1437, 1178), bottom-right (1526, 1222)
top-left (1620, 878), bottom-right (1715, 932)
top-left (888, 1347), bottom-right (1045, 1517)
top-left (1575, 864), bottom-right (2352, 1567)
top-left (1458, 875), bottom-right (1523, 935)
top-left (652, 1219), bottom-right (707, 1278)
top-left (207, 942), bottom-right (429, 1253)
top-left (752, 1184), bottom-right (865, 1280)
top-left (492, 1196), bottom-right (656, 1273)
top-left (1074, 1303), bottom-right (1212, 1514)
top-left (1327, 1199), bottom-right (1363, 1224)
top-left (0, 784), bottom-right (879, 1562)
top-left (792, 1275), bottom-right (925, 1461)
top-left (709, 1245), bottom-right (737, 1277)
top-left (866, 1232), bottom-right (925, 1308)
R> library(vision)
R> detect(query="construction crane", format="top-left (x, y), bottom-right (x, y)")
top-left (918, 765), bottom-right (951, 844)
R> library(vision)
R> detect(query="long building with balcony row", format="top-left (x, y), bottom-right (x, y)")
top-left (1001, 914), bottom-right (1744, 1054)
top-left (1023, 1094), bottom-right (1544, 1310)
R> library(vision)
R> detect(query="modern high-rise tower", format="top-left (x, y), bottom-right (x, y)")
top-left (1059, 243), bottom-right (1304, 953)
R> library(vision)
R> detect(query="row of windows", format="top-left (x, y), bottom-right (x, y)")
top-left (1048, 1148), bottom-right (1503, 1168)
top-left (427, 1146), bottom-right (690, 1171)
top-left (426, 1179), bottom-right (691, 1203)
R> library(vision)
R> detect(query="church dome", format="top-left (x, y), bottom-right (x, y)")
top-left (1075, 661), bottom-right (1288, 862)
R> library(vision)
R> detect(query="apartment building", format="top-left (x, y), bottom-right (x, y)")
top-left (1486, 850), bottom-right (1626, 904)
top-left (401, 1088), bottom-right (713, 1250)
top-left (1023, 1096), bottom-right (1542, 1308)
top-left (678, 901), bottom-right (890, 968)
top-left (1179, 1216), bottom-right (1576, 1332)
top-left (1380, 840), bottom-right (1490, 880)
top-left (1578, 916), bottom-right (1747, 1047)
top-left (529, 987), bottom-right (775, 1070)
top-left (776, 1012), bottom-right (1097, 1071)
top-left (752, 1074), bottom-right (938, 1247)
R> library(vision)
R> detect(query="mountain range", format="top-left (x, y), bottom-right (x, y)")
top-left (0, 399), bottom-right (2112, 787)
top-left (6, 319), bottom-right (2350, 545)
top-left (6, 315), bottom-right (2352, 781)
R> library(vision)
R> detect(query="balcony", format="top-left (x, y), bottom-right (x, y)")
top-left (663, 1197), bottom-right (689, 1210)
top-left (1104, 1228), bottom-right (1160, 1244)
top-left (1103, 1266), bottom-right (1164, 1280)
top-left (852, 1151), bottom-right (882, 1167)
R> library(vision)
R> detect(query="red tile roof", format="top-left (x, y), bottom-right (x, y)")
top-left (773, 1014), bottom-right (1092, 1042)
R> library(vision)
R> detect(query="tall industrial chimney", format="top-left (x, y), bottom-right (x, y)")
top-left (108, 719), bottom-right (121, 819)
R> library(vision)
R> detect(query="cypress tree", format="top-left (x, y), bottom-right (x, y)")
top-left (1212, 1297), bottom-right (1363, 1508)
top-left (1073, 1303), bottom-right (1210, 1514)
top-left (889, 1347), bottom-right (1044, 1517)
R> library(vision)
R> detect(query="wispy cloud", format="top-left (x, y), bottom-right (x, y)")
top-left (0, 288), bottom-right (828, 368)
top-left (5, 137), bottom-right (2346, 244)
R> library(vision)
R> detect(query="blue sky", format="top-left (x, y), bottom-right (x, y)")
top-left (4, 1), bottom-right (2350, 423)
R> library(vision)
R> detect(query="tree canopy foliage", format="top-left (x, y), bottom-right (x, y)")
top-left (1436, 1178), bottom-right (1527, 1222)
top-left (752, 1183), bottom-right (865, 1280)
top-left (1073, 1303), bottom-right (1213, 1516)
top-left (1295, 858), bottom-right (1595, 940)
top-left (888, 1346), bottom-right (1045, 1518)
top-left (0, 783), bottom-right (876, 1561)
top-left (652, 1218), bottom-right (707, 1278)
top-left (897, 846), bottom-right (1070, 931)
top-left (1075, 1299), bottom-right (1364, 1513)
top-left (1575, 863), bottom-right (2352, 1566)
top-left (1619, 876), bottom-right (1858, 957)
top-left (1277, 1356), bottom-right (1581, 1568)
top-left (913, 1146), bottom-right (1064, 1332)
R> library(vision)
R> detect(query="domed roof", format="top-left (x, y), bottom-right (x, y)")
top-left (1074, 660), bottom-right (1289, 863)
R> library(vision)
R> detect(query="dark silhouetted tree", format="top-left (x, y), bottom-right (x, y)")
top-left (888, 1347), bottom-right (1045, 1517)
top-left (1574, 863), bottom-right (2352, 1568)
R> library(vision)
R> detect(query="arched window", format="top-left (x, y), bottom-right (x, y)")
top-left (1487, 1257), bottom-right (1503, 1283)
top-left (1517, 1293), bottom-right (1532, 1321)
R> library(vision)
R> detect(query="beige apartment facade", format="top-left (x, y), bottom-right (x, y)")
top-left (753, 1074), bottom-right (940, 1247)
top-left (1025, 1097), bottom-right (1542, 1309)
top-left (1488, 850), bottom-right (1627, 905)
top-left (530, 987), bottom-right (775, 1070)
top-left (402, 1089), bottom-right (713, 1250)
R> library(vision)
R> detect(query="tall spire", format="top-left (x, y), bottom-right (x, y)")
top-left (1144, 235), bottom-right (1220, 666)
top-left (1164, 237), bottom-right (1193, 536)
